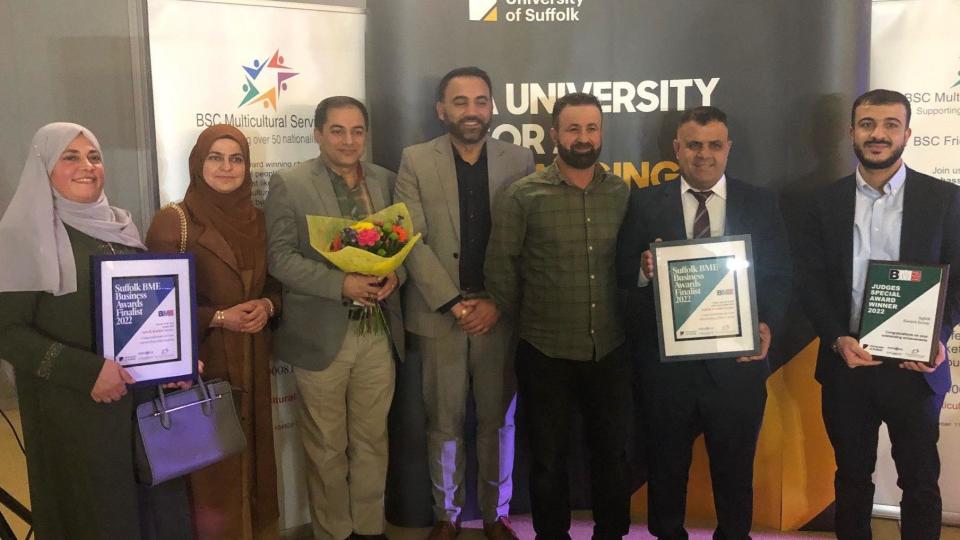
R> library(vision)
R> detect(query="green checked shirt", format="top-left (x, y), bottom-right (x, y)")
top-left (485, 161), bottom-right (629, 361)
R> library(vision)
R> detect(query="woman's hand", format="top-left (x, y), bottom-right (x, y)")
top-left (239, 299), bottom-right (272, 333)
top-left (91, 359), bottom-right (134, 403)
top-left (161, 359), bottom-right (204, 390)
top-left (215, 300), bottom-right (270, 333)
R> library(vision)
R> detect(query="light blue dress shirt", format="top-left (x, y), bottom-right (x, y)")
top-left (849, 163), bottom-right (907, 333)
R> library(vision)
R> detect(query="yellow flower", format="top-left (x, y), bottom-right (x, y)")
top-left (351, 221), bottom-right (375, 232)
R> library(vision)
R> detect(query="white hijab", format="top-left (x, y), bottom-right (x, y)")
top-left (0, 122), bottom-right (146, 296)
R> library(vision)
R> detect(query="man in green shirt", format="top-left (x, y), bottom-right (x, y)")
top-left (485, 92), bottom-right (632, 539)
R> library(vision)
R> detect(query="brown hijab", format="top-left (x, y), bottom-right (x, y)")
top-left (183, 125), bottom-right (266, 291)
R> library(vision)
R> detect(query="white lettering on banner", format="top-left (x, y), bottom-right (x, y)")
top-left (504, 0), bottom-right (584, 6)
top-left (503, 78), bottom-right (719, 115)
top-left (499, 0), bottom-right (584, 23)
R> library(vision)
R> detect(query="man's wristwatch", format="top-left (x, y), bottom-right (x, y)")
top-left (830, 337), bottom-right (842, 356)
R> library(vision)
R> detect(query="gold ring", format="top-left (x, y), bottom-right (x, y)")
top-left (461, 309), bottom-right (468, 317)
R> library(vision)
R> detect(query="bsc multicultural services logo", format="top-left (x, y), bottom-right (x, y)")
top-left (469, 0), bottom-right (498, 21)
top-left (238, 49), bottom-right (299, 111)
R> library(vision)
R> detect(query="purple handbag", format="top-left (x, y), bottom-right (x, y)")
top-left (134, 376), bottom-right (246, 486)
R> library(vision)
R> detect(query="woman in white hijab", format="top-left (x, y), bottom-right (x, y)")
top-left (0, 123), bottom-right (193, 540)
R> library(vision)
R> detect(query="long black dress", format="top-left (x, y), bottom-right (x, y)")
top-left (0, 226), bottom-right (193, 540)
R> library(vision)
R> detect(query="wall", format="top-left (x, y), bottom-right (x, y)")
top-left (0, 0), bottom-right (365, 228)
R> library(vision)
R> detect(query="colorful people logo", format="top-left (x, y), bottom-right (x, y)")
top-left (238, 50), bottom-right (299, 110)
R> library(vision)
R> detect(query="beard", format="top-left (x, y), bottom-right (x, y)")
top-left (557, 141), bottom-right (602, 169)
top-left (445, 115), bottom-right (490, 145)
top-left (853, 139), bottom-right (906, 170)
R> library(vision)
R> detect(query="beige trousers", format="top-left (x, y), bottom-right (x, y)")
top-left (294, 324), bottom-right (395, 540)
top-left (420, 320), bottom-right (517, 523)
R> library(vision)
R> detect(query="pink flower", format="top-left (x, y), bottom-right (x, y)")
top-left (357, 228), bottom-right (381, 247)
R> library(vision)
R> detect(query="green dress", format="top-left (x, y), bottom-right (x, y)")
top-left (0, 226), bottom-right (193, 540)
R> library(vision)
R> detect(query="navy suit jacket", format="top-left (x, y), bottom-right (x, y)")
top-left (794, 167), bottom-right (960, 395)
top-left (616, 177), bottom-right (792, 389)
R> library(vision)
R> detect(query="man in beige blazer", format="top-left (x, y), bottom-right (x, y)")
top-left (395, 67), bottom-right (535, 540)
top-left (265, 96), bottom-right (403, 540)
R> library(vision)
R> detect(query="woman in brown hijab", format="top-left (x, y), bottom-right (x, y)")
top-left (146, 124), bottom-right (280, 540)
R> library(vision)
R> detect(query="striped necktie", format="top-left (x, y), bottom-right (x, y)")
top-left (690, 189), bottom-right (713, 239)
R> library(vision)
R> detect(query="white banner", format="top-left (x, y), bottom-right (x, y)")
top-left (871, 0), bottom-right (960, 523)
top-left (148, 0), bottom-right (366, 532)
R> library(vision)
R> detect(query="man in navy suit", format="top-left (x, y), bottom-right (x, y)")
top-left (617, 106), bottom-right (791, 539)
top-left (794, 89), bottom-right (960, 540)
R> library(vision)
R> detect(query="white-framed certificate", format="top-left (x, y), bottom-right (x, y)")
top-left (651, 235), bottom-right (760, 361)
top-left (858, 261), bottom-right (949, 366)
top-left (92, 253), bottom-right (198, 385)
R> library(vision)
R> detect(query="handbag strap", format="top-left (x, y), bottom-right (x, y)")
top-left (165, 202), bottom-right (188, 253)
top-left (154, 203), bottom-right (204, 428)
top-left (156, 373), bottom-right (213, 429)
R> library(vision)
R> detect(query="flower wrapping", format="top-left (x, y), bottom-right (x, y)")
top-left (306, 202), bottom-right (422, 334)
top-left (306, 203), bottom-right (421, 277)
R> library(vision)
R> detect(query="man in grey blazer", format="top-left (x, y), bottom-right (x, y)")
top-left (395, 67), bottom-right (534, 540)
top-left (265, 96), bottom-right (403, 540)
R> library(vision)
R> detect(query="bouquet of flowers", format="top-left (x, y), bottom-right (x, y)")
top-left (306, 202), bottom-right (421, 335)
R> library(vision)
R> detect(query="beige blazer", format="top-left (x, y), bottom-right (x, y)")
top-left (395, 134), bottom-right (535, 337)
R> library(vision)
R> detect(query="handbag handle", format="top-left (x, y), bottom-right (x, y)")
top-left (154, 373), bottom-right (220, 429)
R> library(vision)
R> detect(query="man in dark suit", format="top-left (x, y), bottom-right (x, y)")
top-left (794, 89), bottom-right (960, 540)
top-left (617, 106), bottom-right (791, 540)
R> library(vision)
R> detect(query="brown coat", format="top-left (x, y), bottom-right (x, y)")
top-left (146, 201), bottom-right (280, 540)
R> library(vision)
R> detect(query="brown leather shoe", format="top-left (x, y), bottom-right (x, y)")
top-left (426, 520), bottom-right (460, 540)
top-left (483, 517), bottom-right (519, 540)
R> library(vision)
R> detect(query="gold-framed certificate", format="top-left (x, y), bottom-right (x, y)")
top-left (651, 235), bottom-right (760, 361)
top-left (858, 261), bottom-right (949, 366)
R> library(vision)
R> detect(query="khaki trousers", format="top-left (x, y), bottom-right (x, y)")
top-left (294, 324), bottom-right (395, 540)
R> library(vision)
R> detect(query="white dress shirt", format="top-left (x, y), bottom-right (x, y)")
top-left (638, 175), bottom-right (728, 287)
top-left (849, 163), bottom-right (906, 333)
top-left (680, 174), bottom-right (727, 239)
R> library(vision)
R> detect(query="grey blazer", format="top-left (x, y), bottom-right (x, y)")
top-left (395, 134), bottom-right (535, 337)
top-left (264, 157), bottom-right (405, 371)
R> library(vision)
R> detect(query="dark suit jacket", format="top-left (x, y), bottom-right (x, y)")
top-left (794, 167), bottom-right (960, 395)
top-left (616, 177), bottom-right (792, 389)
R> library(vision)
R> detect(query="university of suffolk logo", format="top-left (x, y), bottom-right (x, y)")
top-left (469, 0), bottom-right (498, 21)
top-left (238, 49), bottom-right (299, 111)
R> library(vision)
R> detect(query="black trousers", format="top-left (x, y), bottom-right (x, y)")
top-left (515, 340), bottom-right (633, 540)
top-left (821, 365), bottom-right (944, 540)
top-left (643, 360), bottom-right (767, 540)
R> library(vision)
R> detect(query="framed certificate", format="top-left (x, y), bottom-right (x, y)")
top-left (651, 235), bottom-right (760, 361)
top-left (92, 253), bottom-right (198, 385)
top-left (858, 261), bottom-right (949, 366)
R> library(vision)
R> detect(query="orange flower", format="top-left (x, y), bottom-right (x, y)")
top-left (392, 224), bottom-right (408, 243)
